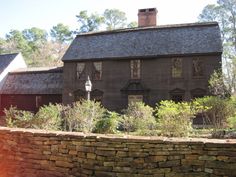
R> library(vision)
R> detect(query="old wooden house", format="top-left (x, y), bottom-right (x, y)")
top-left (62, 8), bottom-right (222, 111)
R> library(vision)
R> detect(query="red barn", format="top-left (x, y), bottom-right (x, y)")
top-left (0, 67), bottom-right (62, 114)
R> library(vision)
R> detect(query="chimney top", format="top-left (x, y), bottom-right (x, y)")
top-left (138, 8), bottom-right (157, 13)
top-left (138, 8), bottom-right (157, 27)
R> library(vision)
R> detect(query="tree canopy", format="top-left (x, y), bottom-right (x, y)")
top-left (5, 30), bottom-right (31, 56)
top-left (199, 0), bottom-right (236, 50)
top-left (0, 8), bottom-right (137, 67)
top-left (22, 27), bottom-right (48, 52)
top-left (103, 9), bottom-right (127, 30)
top-left (50, 23), bottom-right (73, 43)
top-left (1, 26), bottom-right (71, 67)
top-left (75, 9), bottom-right (137, 32)
top-left (76, 10), bottom-right (104, 33)
top-left (199, 0), bottom-right (236, 93)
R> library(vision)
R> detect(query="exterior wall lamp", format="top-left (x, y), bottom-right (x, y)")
top-left (85, 76), bottom-right (92, 100)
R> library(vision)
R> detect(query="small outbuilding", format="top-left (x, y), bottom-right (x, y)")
top-left (0, 67), bottom-right (62, 114)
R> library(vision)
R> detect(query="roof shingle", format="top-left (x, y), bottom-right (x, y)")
top-left (1, 67), bottom-right (63, 94)
top-left (0, 53), bottom-right (19, 74)
top-left (62, 22), bottom-right (222, 61)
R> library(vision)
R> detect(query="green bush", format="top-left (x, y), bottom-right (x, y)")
top-left (133, 129), bottom-right (160, 136)
top-left (121, 102), bottom-right (157, 134)
top-left (193, 96), bottom-right (236, 130)
top-left (35, 103), bottom-right (63, 131)
top-left (227, 116), bottom-right (236, 129)
top-left (94, 111), bottom-right (121, 134)
top-left (208, 70), bottom-right (231, 98)
top-left (156, 100), bottom-right (196, 137)
top-left (4, 106), bottom-right (35, 128)
top-left (64, 100), bottom-right (106, 133)
top-left (227, 96), bottom-right (236, 130)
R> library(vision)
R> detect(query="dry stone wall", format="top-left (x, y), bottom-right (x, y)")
top-left (0, 127), bottom-right (235, 177)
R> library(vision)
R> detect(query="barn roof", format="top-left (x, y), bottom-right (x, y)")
top-left (62, 22), bottom-right (222, 61)
top-left (0, 67), bottom-right (63, 94)
top-left (0, 53), bottom-right (19, 74)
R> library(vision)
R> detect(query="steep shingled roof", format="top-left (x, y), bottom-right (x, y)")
top-left (62, 22), bottom-right (222, 61)
top-left (0, 53), bottom-right (19, 74)
top-left (0, 67), bottom-right (63, 94)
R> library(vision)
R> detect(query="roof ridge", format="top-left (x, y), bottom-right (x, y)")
top-left (0, 52), bottom-right (19, 57)
top-left (76, 21), bottom-right (219, 37)
top-left (10, 67), bottom-right (63, 74)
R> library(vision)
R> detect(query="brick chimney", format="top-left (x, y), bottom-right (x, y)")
top-left (138, 8), bottom-right (157, 27)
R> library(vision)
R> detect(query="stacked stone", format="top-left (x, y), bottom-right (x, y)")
top-left (0, 127), bottom-right (235, 177)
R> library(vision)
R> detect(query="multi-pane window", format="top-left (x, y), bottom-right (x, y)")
top-left (172, 58), bottom-right (182, 78)
top-left (93, 62), bottom-right (102, 80)
top-left (76, 62), bottom-right (85, 79)
top-left (193, 58), bottom-right (204, 77)
top-left (128, 95), bottom-right (143, 104)
top-left (131, 60), bottom-right (141, 79)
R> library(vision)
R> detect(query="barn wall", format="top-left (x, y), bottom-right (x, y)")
top-left (0, 94), bottom-right (62, 115)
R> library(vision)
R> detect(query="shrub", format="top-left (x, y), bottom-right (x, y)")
top-left (94, 111), bottom-right (121, 134)
top-left (121, 102), bottom-right (156, 134)
top-left (62, 105), bottom-right (75, 132)
top-left (209, 70), bottom-right (231, 98)
top-left (64, 100), bottom-right (106, 133)
top-left (193, 96), bottom-right (236, 130)
top-left (228, 116), bottom-right (236, 130)
top-left (5, 106), bottom-right (35, 128)
top-left (35, 103), bottom-right (63, 131)
top-left (156, 100), bottom-right (196, 137)
top-left (226, 97), bottom-right (236, 130)
top-left (133, 129), bottom-right (160, 136)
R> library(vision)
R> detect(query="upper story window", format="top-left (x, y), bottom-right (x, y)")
top-left (193, 58), bottom-right (204, 77)
top-left (93, 62), bottom-right (102, 80)
top-left (76, 62), bottom-right (85, 79)
top-left (172, 58), bottom-right (182, 78)
top-left (131, 60), bottom-right (141, 79)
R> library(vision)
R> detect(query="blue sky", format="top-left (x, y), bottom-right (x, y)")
top-left (0, 0), bottom-right (216, 38)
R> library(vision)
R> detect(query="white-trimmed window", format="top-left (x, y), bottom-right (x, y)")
top-left (172, 58), bottom-right (182, 78)
top-left (131, 60), bottom-right (141, 79)
top-left (128, 95), bottom-right (143, 104)
top-left (76, 62), bottom-right (85, 79)
top-left (93, 62), bottom-right (102, 80)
